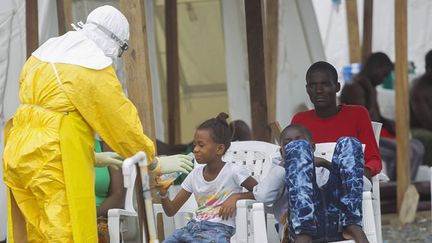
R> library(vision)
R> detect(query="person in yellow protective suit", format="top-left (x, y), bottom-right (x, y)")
top-left (2, 5), bottom-right (192, 243)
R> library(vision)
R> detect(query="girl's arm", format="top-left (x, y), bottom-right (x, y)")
top-left (219, 176), bottom-right (258, 220)
top-left (160, 188), bottom-right (192, 217)
top-left (97, 167), bottom-right (125, 217)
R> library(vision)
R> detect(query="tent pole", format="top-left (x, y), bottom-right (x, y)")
top-left (263, 0), bottom-right (278, 124)
top-left (56, 0), bottom-right (72, 35)
top-left (119, 0), bottom-right (157, 241)
top-left (345, 0), bottom-right (361, 63)
top-left (245, 0), bottom-right (270, 142)
top-left (362, 0), bottom-right (373, 62)
top-left (166, 0), bottom-right (181, 145)
top-left (26, 0), bottom-right (38, 58)
top-left (394, 0), bottom-right (410, 213)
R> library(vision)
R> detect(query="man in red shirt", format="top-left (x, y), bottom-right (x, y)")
top-left (285, 61), bottom-right (381, 243)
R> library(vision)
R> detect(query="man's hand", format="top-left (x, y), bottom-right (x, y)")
top-left (219, 194), bottom-right (239, 220)
top-left (364, 167), bottom-right (372, 181)
top-left (95, 152), bottom-right (124, 169)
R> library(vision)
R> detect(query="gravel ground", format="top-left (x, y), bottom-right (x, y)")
top-left (382, 211), bottom-right (432, 243)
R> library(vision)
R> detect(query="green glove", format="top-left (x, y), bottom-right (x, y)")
top-left (159, 154), bottom-right (194, 174)
top-left (95, 152), bottom-right (124, 169)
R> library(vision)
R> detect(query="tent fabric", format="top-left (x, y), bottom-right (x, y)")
top-left (222, 0), bottom-right (325, 128)
top-left (313, 0), bottom-right (432, 77)
top-left (313, 0), bottom-right (432, 121)
top-left (0, 0), bottom-right (25, 239)
top-left (221, 0), bottom-right (251, 126)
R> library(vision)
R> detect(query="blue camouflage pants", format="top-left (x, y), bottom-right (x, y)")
top-left (284, 137), bottom-right (364, 242)
top-left (163, 219), bottom-right (235, 243)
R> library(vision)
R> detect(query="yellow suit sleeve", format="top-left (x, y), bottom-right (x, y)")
top-left (60, 64), bottom-right (155, 163)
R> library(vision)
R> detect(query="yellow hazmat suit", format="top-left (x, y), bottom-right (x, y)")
top-left (3, 56), bottom-right (155, 242)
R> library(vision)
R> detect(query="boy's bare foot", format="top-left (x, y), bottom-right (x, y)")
top-left (342, 225), bottom-right (369, 243)
top-left (294, 234), bottom-right (312, 243)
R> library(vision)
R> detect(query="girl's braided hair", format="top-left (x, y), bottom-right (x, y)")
top-left (197, 112), bottom-right (231, 154)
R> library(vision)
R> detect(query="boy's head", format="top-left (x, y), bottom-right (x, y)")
top-left (280, 124), bottom-right (312, 150)
top-left (305, 61), bottom-right (340, 111)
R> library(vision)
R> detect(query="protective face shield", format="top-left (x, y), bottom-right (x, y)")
top-left (74, 5), bottom-right (130, 59)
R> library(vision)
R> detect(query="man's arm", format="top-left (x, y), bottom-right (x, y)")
top-left (357, 108), bottom-right (382, 176)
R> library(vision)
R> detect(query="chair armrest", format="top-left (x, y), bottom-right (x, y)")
top-left (378, 173), bottom-right (390, 183)
top-left (236, 199), bottom-right (256, 208)
top-left (108, 208), bottom-right (138, 218)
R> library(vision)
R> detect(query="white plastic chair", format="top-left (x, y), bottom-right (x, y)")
top-left (153, 141), bottom-right (278, 243)
top-left (108, 152), bottom-right (159, 243)
top-left (314, 142), bottom-right (377, 243)
top-left (223, 140), bottom-right (280, 243)
top-left (314, 121), bottom-right (388, 243)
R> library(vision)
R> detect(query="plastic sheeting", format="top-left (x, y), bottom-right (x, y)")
top-left (313, 0), bottom-right (432, 121)
top-left (0, 0), bottom-right (25, 239)
top-left (222, 0), bottom-right (325, 128)
top-left (313, 0), bottom-right (432, 77)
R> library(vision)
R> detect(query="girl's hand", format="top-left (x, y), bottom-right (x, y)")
top-left (155, 177), bottom-right (174, 195)
top-left (219, 194), bottom-right (239, 220)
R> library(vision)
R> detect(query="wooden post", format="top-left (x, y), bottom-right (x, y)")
top-left (345, 0), bottom-right (361, 63)
top-left (269, 121), bottom-right (282, 144)
top-left (394, 0), bottom-right (410, 212)
top-left (362, 0), bottom-right (373, 62)
top-left (119, 0), bottom-right (157, 241)
top-left (263, 0), bottom-right (278, 124)
top-left (165, 0), bottom-right (181, 145)
top-left (245, 0), bottom-right (270, 142)
top-left (56, 0), bottom-right (73, 35)
top-left (26, 0), bottom-right (39, 58)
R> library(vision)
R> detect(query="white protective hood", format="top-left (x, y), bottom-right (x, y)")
top-left (32, 5), bottom-right (129, 70)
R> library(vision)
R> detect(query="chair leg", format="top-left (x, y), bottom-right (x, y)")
top-left (252, 203), bottom-right (268, 243)
top-left (362, 192), bottom-right (378, 243)
top-left (108, 216), bottom-right (121, 243)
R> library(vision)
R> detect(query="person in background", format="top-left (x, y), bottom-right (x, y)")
top-left (341, 52), bottom-right (424, 181)
top-left (157, 113), bottom-right (258, 243)
top-left (229, 120), bottom-right (252, 141)
top-left (410, 50), bottom-right (432, 166)
top-left (341, 52), bottom-right (395, 136)
top-left (94, 140), bottom-right (124, 243)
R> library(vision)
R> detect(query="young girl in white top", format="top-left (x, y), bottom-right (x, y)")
top-left (158, 113), bottom-right (258, 242)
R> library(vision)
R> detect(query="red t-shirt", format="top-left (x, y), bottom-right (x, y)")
top-left (291, 105), bottom-right (382, 176)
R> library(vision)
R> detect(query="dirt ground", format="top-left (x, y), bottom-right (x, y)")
top-left (382, 211), bottom-right (432, 243)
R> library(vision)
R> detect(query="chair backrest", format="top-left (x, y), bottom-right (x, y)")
top-left (371, 122), bottom-right (382, 144)
top-left (314, 121), bottom-right (381, 161)
top-left (223, 141), bottom-right (280, 182)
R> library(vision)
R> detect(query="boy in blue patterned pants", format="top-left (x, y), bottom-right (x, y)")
top-left (281, 124), bottom-right (368, 243)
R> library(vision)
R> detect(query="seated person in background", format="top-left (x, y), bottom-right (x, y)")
top-left (341, 52), bottom-right (395, 136)
top-left (411, 50), bottom-right (432, 166)
top-left (341, 52), bottom-right (424, 180)
top-left (229, 120), bottom-right (252, 141)
top-left (290, 61), bottom-right (381, 243)
top-left (94, 139), bottom-right (125, 243)
top-left (157, 113), bottom-right (258, 243)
